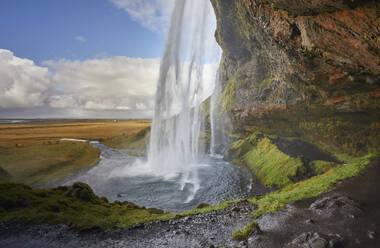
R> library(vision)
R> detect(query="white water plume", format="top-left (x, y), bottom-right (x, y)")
top-left (113, 0), bottom-right (221, 202)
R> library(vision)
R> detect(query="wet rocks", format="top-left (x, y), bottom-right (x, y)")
top-left (368, 231), bottom-right (376, 239)
top-left (309, 194), bottom-right (362, 218)
top-left (287, 232), bottom-right (344, 248)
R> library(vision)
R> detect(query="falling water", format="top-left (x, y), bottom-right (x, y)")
top-left (61, 0), bottom-right (256, 210)
top-left (144, 0), bottom-right (220, 201)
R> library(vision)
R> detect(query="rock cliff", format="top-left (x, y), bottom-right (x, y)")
top-left (210, 0), bottom-right (380, 155)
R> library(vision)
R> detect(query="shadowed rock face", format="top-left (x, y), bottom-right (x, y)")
top-left (0, 167), bottom-right (10, 181)
top-left (210, 0), bottom-right (380, 154)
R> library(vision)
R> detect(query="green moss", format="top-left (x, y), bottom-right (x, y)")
top-left (310, 160), bottom-right (337, 175)
top-left (235, 2), bottom-right (255, 40)
top-left (0, 182), bottom-right (241, 230)
top-left (220, 72), bottom-right (237, 113)
top-left (249, 153), bottom-right (377, 218)
top-left (243, 138), bottom-right (305, 188)
top-left (231, 222), bottom-right (260, 241)
top-left (256, 77), bottom-right (273, 88)
top-left (0, 182), bottom-right (170, 230)
top-left (235, 106), bottom-right (380, 155)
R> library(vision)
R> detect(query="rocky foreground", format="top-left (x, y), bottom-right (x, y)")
top-left (0, 156), bottom-right (378, 248)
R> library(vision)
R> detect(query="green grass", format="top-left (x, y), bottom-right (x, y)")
top-left (0, 181), bottom-right (240, 230)
top-left (249, 153), bottom-right (377, 218)
top-left (220, 72), bottom-right (237, 113)
top-left (231, 222), bottom-right (260, 241)
top-left (243, 138), bottom-right (305, 188)
top-left (102, 127), bottom-right (150, 150)
top-left (0, 182), bottom-right (170, 230)
top-left (310, 160), bottom-right (337, 175)
top-left (0, 142), bottom-right (100, 187)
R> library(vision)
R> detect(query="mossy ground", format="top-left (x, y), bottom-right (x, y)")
top-left (0, 181), bottom-right (239, 230)
top-left (226, 128), bottom-right (377, 225)
top-left (231, 222), bottom-right (260, 241)
top-left (243, 138), bottom-right (304, 188)
top-left (310, 160), bottom-right (337, 175)
top-left (0, 182), bottom-right (170, 230)
top-left (249, 153), bottom-right (377, 218)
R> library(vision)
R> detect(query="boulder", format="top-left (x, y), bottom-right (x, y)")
top-left (310, 193), bottom-right (362, 218)
top-left (287, 232), bottom-right (343, 248)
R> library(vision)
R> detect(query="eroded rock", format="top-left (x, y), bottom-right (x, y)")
top-left (287, 232), bottom-right (343, 248)
top-left (310, 193), bottom-right (362, 218)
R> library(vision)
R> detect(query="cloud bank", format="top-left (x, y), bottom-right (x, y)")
top-left (0, 49), bottom-right (159, 118)
top-left (0, 49), bottom-right (53, 109)
top-left (0, 49), bottom-right (218, 119)
top-left (44, 57), bottom-right (159, 114)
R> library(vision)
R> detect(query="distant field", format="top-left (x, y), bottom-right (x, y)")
top-left (0, 120), bottom-right (151, 187)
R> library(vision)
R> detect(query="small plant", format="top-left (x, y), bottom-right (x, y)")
top-left (231, 222), bottom-right (261, 241)
top-left (197, 202), bottom-right (210, 209)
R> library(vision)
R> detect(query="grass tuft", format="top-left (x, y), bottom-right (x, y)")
top-left (231, 222), bottom-right (260, 241)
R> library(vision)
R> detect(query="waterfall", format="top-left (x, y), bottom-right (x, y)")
top-left (112, 0), bottom-right (220, 203)
top-left (147, 0), bottom-right (220, 196)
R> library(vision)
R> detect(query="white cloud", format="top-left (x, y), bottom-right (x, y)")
top-left (43, 56), bottom-right (160, 113)
top-left (109, 0), bottom-right (174, 33)
top-left (0, 49), bottom-right (219, 118)
top-left (75, 36), bottom-right (86, 43)
top-left (0, 49), bottom-right (53, 108)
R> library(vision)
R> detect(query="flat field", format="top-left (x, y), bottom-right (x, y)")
top-left (0, 120), bottom-right (150, 187)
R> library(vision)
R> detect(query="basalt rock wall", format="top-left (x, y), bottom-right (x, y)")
top-left (210, 0), bottom-right (380, 154)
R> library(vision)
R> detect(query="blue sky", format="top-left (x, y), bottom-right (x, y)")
top-left (0, 0), bottom-right (219, 119)
top-left (0, 0), bottom-right (165, 64)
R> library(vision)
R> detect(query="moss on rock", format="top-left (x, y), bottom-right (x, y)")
top-left (231, 222), bottom-right (261, 241)
top-left (243, 138), bottom-right (305, 188)
top-left (249, 153), bottom-right (377, 218)
top-left (310, 160), bottom-right (337, 175)
top-left (0, 182), bottom-right (169, 230)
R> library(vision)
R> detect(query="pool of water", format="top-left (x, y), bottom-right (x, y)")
top-left (60, 142), bottom-right (266, 213)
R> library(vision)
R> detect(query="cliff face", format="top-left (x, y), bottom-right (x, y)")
top-left (210, 0), bottom-right (380, 155)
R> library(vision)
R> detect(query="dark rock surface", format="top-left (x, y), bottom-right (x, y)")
top-left (210, 0), bottom-right (380, 155)
top-left (0, 166), bottom-right (11, 181)
top-left (1, 156), bottom-right (379, 247)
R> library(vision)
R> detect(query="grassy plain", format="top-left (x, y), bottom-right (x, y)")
top-left (0, 120), bottom-right (150, 187)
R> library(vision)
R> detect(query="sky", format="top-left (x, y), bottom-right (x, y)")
top-left (0, 0), bottom-right (172, 119)
top-left (0, 0), bottom-right (219, 119)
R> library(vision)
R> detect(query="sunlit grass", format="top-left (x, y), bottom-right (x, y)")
top-left (0, 142), bottom-right (100, 187)
top-left (249, 153), bottom-right (377, 218)
top-left (243, 138), bottom-right (304, 188)
top-left (0, 120), bottom-right (150, 187)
